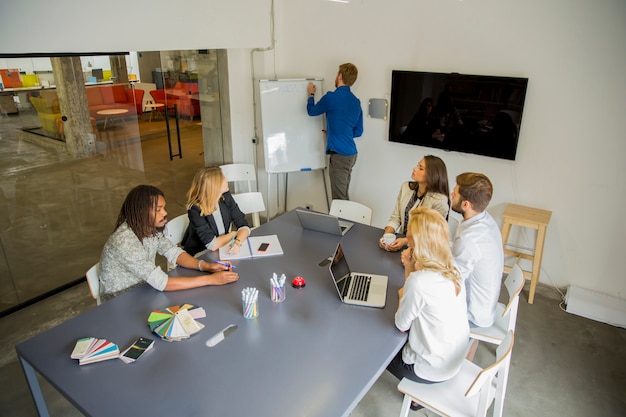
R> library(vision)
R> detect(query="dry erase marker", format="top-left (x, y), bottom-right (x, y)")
top-left (214, 260), bottom-right (236, 269)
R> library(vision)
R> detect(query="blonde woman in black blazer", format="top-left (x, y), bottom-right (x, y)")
top-left (182, 167), bottom-right (250, 256)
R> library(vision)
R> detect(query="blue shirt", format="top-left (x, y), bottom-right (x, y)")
top-left (307, 86), bottom-right (363, 156)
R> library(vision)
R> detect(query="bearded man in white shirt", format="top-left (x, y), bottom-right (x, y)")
top-left (450, 173), bottom-right (504, 358)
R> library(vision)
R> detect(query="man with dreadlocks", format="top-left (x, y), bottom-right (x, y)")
top-left (98, 185), bottom-right (238, 302)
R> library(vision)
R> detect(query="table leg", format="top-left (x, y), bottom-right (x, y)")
top-left (102, 116), bottom-right (109, 130)
top-left (528, 225), bottom-right (548, 304)
top-left (19, 356), bottom-right (50, 417)
top-left (501, 220), bottom-right (512, 250)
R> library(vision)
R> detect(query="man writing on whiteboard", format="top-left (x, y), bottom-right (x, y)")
top-left (307, 63), bottom-right (363, 200)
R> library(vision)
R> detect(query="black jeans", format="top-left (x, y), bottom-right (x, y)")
top-left (386, 348), bottom-right (438, 384)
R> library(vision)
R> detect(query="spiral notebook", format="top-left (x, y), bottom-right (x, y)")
top-left (218, 234), bottom-right (283, 260)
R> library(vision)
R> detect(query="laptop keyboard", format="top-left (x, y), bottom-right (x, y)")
top-left (348, 274), bottom-right (371, 301)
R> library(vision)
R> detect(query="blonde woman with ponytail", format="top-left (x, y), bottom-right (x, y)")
top-left (386, 207), bottom-right (469, 411)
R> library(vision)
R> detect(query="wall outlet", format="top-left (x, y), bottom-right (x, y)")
top-left (305, 204), bottom-right (313, 210)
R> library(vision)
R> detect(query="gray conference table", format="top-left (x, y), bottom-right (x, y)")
top-left (16, 209), bottom-right (407, 417)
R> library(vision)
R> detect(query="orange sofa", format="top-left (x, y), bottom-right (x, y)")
top-left (85, 85), bottom-right (144, 121)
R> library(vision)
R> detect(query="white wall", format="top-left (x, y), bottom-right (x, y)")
top-left (3, 0), bottom-right (625, 298)
top-left (0, 0), bottom-right (271, 52)
top-left (248, 0), bottom-right (625, 298)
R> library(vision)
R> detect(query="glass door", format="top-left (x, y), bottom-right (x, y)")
top-left (0, 49), bottom-right (226, 314)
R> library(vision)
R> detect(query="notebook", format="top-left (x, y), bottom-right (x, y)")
top-left (328, 243), bottom-right (388, 308)
top-left (295, 209), bottom-right (354, 236)
top-left (219, 235), bottom-right (284, 260)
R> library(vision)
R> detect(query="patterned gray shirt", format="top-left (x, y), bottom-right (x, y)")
top-left (98, 222), bottom-right (184, 300)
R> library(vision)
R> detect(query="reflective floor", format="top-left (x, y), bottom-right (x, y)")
top-left (0, 108), bottom-right (206, 313)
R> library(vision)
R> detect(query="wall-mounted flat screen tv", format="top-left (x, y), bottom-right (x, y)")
top-left (388, 70), bottom-right (528, 161)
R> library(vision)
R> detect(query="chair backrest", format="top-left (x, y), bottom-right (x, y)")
top-left (501, 263), bottom-right (526, 321)
top-left (220, 163), bottom-right (256, 193)
top-left (465, 330), bottom-right (514, 415)
top-left (232, 192), bottom-right (266, 228)
top-left (86, 263), bottom-right (101, 305)
top-left (149, 89), bottom-right (165, 103)
top-left (164, 214), bottom-right (190, 245)
top-left (329, 199), bottom-right (372, 225)
top-left (448, 216), bottom-right (459, 243)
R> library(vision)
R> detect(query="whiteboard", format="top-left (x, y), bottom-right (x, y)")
top-left (259, 79), bottom-right (326, 174)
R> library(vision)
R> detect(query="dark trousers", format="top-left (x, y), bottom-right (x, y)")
top-left (329, 152), bottom-right (357, 200)
top-left (386, 349), bottom-right (438, 385)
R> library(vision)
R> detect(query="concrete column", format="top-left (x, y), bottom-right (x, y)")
top-left (50, 57), bottom-right (97, 158)
top-left (109, 56), bottom-right (128, 84)
top-left (199, 49), bottom-right (231, 166)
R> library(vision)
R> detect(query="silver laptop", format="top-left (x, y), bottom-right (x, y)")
top-left (296, 208), bottom-right (354, 236)
top-left (328, 243), bottom-right (388, 308)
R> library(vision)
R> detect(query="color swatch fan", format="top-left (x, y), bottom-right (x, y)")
top-left (147, 304), bottom-right (206, 342)
top-left (70, 337), bottom-right (119, 365)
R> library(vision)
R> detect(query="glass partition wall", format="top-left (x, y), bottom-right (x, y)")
top-left (0, 50), bottom-right (225, 315)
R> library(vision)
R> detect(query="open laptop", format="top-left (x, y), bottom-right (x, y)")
top-left (295, 208), bottom-right (354, 236)
top-left (328, 243), bottom-right (388, 308)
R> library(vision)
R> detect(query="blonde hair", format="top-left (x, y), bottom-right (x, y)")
top-left (186, 166), bottom-right (225, 216)
top-left (407, 207), bottom-right (461, 291)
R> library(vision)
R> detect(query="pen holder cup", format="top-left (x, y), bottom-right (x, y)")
top-left (243, 299), bottom-right (258, 319)
top-left (270, 283), bottom-right (286, 303)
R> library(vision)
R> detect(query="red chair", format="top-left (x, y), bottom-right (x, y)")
top-left (149, 89), bottom-right (178, 114)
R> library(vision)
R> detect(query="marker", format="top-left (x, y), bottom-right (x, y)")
top-left (214, 260), bottom-right (236, 269)
top-left (300, 168), bottom-right (312, 171)
top-left (230, 234), bottom-right (235, 247)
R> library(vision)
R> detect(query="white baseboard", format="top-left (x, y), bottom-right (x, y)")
top-left (565, 285), bottom-right (626, 328)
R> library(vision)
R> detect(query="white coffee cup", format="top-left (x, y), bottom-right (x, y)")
top-left (382, 233), bottom-right (396, 245)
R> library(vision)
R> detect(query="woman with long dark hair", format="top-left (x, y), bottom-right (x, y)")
top-left (380, 155), bottom-right (450, 252)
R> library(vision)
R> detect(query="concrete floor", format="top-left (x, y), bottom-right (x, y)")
top-left (0, 279), bottom-right (624, 416)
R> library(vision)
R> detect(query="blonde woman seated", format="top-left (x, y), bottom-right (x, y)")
top-left (386, 207), bottom-right (469, 411)
top-left (182, 166), bottom-right (251, 256)
top-left (380, 155), bottom-right (450, 252)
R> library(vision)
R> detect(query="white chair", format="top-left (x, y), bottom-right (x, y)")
top-left (397, 331), bottom-right (515, 417)
top-left (85, 263), bottom-right (101, 305)
top-left (164, 214), bottom-right (190, 270)
top-left (232, 192), bottom-right (266, 228)
top-left (220, 163), bottom-right (266, 228)
top-left (219, 163), bottom-right (256, 193)
top-left (329, 199), bottom-right (372, 225)
top-left (163, 214), bottom-right (189, 245)
top-left (468, 263), bottom-right (524, 417)
top-left (448, 216), bottom-right (459, 244)
top-left (470, 263), bottom-right (525, 346)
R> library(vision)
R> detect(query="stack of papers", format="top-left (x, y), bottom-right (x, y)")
top-left (219, 234), bottom-right (284, 260)
top-left (71, 337), bottom-right (120, 365)
top-left (147, 304), bottom-right (206, 342)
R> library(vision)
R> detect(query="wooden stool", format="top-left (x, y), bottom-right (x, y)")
top-left (501, 204), bottom-right (552, 304)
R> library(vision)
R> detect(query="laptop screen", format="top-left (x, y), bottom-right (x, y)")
top-left (330, 244), bottom-right (351, 295)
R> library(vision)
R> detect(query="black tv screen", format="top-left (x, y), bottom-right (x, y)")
top-left (388, 70), bottom-right (528, 160)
